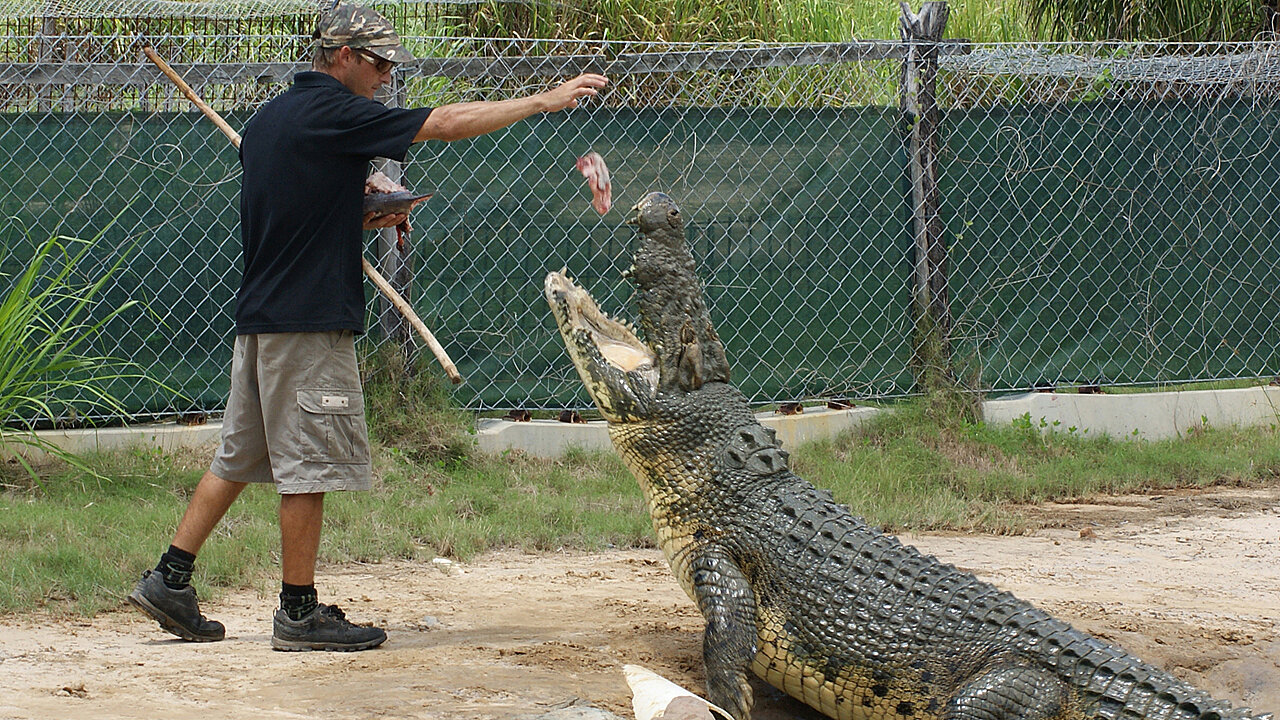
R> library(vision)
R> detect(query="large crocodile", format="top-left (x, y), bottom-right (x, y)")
top-left (543, 191), bottom-right (1272, 720)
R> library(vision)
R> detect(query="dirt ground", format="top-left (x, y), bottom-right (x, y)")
top-left (1, 486), bottom-right (1278, 720)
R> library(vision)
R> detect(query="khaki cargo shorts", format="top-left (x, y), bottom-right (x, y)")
top-left (210, 331), bottom-right (372, 494)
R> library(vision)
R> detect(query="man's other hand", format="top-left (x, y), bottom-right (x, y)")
top-left (363, 211), bottom-right (407, 230)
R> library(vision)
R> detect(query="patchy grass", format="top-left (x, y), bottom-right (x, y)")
top-left (795, 403), bottom-right (1280, 534)
top-left (2, 360), bottom-right (1278, 616)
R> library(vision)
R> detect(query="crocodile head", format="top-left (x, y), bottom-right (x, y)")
top-left (544, 192), bottom-right (732, 422)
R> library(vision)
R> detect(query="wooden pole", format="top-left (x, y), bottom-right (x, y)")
top-left (361, 258), bottom-right (459, 384)
top-left (37, 12), bottom-right (58, 113)
top-left (899, 1), bottom-right (953, 382)
top-left (142, 45), bottom-right (462, 384)
top-left (373, 76), bottom-right (415, 366)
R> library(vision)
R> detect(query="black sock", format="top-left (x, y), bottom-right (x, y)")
top-left (155, 545), bottom-right (196, 590)
top-left (280, 582), bottom-right (318, 621)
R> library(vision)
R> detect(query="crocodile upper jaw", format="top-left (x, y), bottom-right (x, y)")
top-left (544, 270), bottom-right (658, 422)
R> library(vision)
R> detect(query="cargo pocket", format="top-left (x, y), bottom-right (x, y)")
top-left (296, 388), bottom-right (371, 464)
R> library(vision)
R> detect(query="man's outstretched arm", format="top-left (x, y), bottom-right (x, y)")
top-left (414, 73), bottom-right (608, 143)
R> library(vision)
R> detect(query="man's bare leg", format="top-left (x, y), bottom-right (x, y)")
top-left (279, 492), bottom-right (324, 586)
top-left (172, 470), bottom-right (247, 554)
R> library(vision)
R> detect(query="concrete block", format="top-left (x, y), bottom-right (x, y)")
top-left (475, 417), bottom-right (612, 456)
top-left (759, 406), bottom-right (882, 449)
top-left (982, 386), bottom-right (1280, 440)
top-left (474, 406), bottom-right (880, 459)
top-left (10, 387), bottom-right (1278, 465)
top-left (2, 421), bottom-right (222, 463)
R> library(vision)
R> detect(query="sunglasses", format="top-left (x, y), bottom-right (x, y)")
top-left (354, 48), bottom-right (394, 74)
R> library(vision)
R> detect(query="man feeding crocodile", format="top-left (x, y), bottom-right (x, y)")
top-left (127, 2), bottom-right (606, 652)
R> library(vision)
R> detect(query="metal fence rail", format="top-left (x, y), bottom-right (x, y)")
top-left (0, 33), bottom-right (1277, 421)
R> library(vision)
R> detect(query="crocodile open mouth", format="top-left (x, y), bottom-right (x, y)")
top-left (544, 270), bottom-right (655, 374)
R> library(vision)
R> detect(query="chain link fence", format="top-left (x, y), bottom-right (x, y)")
top-left (0, 26), bottom-right (1277, 421)
top-left (941, 43), bottom-right (1280, 395)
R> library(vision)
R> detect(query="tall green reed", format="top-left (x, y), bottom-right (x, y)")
top-left (0, 224), bottom-right (152, 483)
top-left (451, 0), bottom-right (1262, 44)
top-left (1020, 0), bottom-right (1262, 41)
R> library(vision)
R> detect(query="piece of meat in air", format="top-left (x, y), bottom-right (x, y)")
top-left (575, 151), bottom-right (612, 215)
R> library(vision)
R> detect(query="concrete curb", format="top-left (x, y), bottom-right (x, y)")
top-left (2, 421), bottom-right (224, 464)
top-left (5, 386), bottom-right (1278, 463)
top-left (474, 406), bottom-right (883, 458)
top-left (984, 386), bottom-right (1280, 441)
top-left (478, 386), bottom-right (1280, 458)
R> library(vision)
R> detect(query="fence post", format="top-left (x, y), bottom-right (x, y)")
top-left (898, 1), bottom-right (954, 391)
top-left (37, 11), bottom-right (59, 112)
top-left (374, 73), bottom-right (415, 372)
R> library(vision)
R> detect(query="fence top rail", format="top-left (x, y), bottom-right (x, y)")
top-left (0, 38), bottom-right (975, 85)
top-left (5, 40), bottom-right (1279, 88)
top-left (947, 43), bottom-right (1280, 83)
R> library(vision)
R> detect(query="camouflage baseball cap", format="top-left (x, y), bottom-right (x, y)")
top-left (315, 3), bottom-right (414, 63)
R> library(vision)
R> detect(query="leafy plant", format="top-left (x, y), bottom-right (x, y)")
top-left (0, 224), bottom-right (151, 483)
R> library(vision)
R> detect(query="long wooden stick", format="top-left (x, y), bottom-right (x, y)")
top-left (360, 257), bottom-right (459, 382)
top-left (144, 46), bottom-right (244, 147)
top-left (142, 46), bottom-right (463, 384)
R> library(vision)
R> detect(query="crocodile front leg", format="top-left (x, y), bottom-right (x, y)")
top-left (691, 548), bottom-right (759, 720)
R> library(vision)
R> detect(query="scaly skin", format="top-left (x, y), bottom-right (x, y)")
top-left (544, 192), bottom-right (1272, 720)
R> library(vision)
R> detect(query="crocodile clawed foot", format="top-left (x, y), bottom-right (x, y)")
top-left (705, 673), bottom-right (754, 720)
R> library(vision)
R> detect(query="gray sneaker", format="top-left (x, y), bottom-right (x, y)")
top-left (127, 569), bottom-right (225, 642)
top-left (271, 603), bottom-right (386, 652)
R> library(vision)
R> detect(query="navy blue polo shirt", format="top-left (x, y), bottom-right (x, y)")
top-left (235, 71), bottom-right (432, 335)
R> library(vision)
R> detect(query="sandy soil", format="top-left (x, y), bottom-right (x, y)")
top-left (1, 486), bottom-right (1278, 720)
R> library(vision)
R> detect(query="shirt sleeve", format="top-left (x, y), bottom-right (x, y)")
top-left (316, 92), bottom-right (433, 163)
